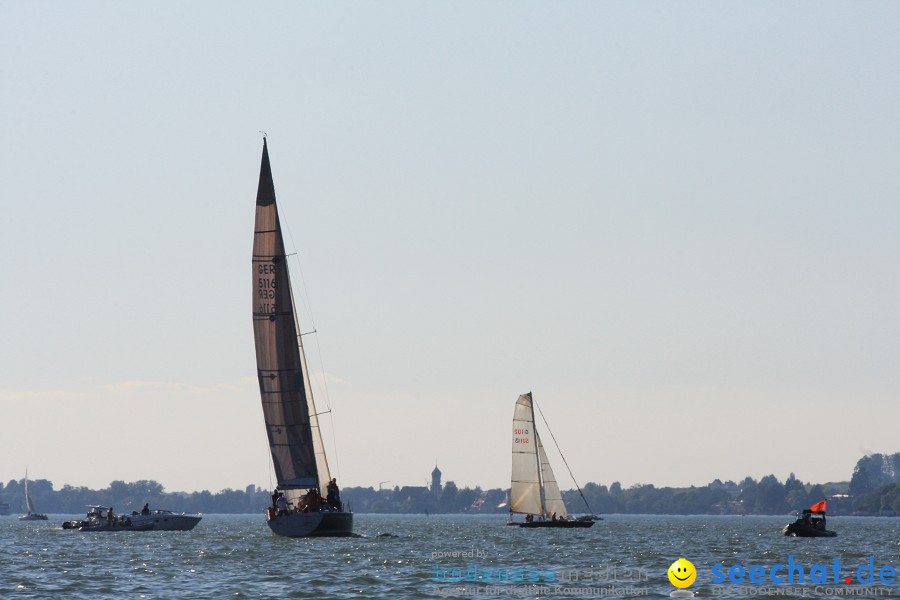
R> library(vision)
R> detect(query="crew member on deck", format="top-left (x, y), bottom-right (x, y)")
top-left (327, 479), bottom-right (341, 508)
top-left (276, 492), bottom-right (289, 516)
top-left (305, 488), bottom-right (321, 511)
top-left (141, 503), bottom-right (150, 515)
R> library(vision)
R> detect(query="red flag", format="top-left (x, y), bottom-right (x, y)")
top-left (809, 500), bottom-right (827, 513)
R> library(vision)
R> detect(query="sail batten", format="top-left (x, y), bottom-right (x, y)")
top-left (252, 139), bottom-right (319, 491)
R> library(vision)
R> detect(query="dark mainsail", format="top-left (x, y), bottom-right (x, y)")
top-left (252, 138), bottom-right (318, 489)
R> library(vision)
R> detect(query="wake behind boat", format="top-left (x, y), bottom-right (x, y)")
top-left (509, 393), bottom-right (597, 528)
top-left (251, 138), bottom-right (353, 538)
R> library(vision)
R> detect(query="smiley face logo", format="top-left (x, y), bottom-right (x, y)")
top-left (667, 558), bottom-right (696, 588)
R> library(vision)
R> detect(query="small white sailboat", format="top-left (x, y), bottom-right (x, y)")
top-left (509, 393), bottom-right (596, 528)
top-left (251, 138), bottom-right (352, 537)
top-left (18, 470), bottom-right (48, 521)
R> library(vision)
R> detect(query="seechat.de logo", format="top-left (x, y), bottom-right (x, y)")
top-left (711, 555), bottom-right (896, 585)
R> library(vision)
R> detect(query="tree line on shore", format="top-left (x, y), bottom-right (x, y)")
top-left (2, 452), bottom-right (896, 517)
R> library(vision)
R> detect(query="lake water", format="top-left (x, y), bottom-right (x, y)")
top-left (1, 514), bottom-right (896, 598)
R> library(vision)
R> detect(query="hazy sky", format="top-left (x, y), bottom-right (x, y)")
top-left (1, 2), bottom-right (898, 495)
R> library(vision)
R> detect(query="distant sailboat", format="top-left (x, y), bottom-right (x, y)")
top-left (509, 393), bottom-right (595, 528)
top-left (252, 138), bottom-right (353, 537)
top-left (18, 470), bottom-right (48, 521)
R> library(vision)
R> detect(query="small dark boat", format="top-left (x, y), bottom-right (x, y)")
top-left (62, 505), bottom-right (155, 532)
top-left (783, 501), bottom-right (837, 537)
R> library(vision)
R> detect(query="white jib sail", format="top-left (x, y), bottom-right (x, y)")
top-left (24, 474), bottom-right (35, 514)
top-left (537, 431), bottom-right (568, 519)
top-left (510, 393), bottom-right (543, 516)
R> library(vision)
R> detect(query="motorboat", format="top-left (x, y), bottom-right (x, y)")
top-left (783, 500), bottom-right (837, 537)
top-left (63, 505), bottom-right (154, 532)
top-left (127, 508), bottom-right (202, 531)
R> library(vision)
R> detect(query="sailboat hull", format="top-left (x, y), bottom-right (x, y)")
top-left (18, 514), bottom-right (48, 521)
top-left (517, 520), bottom-right (594, 528)
top-left (267, 510), bottom-right (354, 537)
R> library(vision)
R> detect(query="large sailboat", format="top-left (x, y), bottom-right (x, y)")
top-left (18, 470), bottom-right (48, 521)
top-left (251, 138), bottom-right (353, 537)
top-left (509, 393), bottom-right (595, 528)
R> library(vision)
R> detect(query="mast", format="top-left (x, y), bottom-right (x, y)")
top-left (529, 394), bottom-right (547, 518)
top-left (24, 470), bottom-right (34, 514)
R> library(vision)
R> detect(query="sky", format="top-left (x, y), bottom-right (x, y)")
top-left (1, 1), bottom-right (898, 495)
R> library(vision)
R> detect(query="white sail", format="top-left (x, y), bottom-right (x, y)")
top-left (510, 393), bottom-right (543, 516)
top-left (537, 432), bottom-right (568, 519)
top-left (24, 472), bottom-right (35, 514)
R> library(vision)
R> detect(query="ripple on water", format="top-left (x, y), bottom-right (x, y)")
top-left (0, 514), bottom-right (897, 598)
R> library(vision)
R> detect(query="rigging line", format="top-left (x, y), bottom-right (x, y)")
top-left (272, 167), bottom-right (342, 484)
top-left (534, 399), bottom-right (594, 516)
top-left (290, 256), bottom-right (328, 408)
top-left (283, 227), bottom-right (343, 486)
top-left (288, 252), bottom-right (343, 484)
top-left (265, 430), bottom-right (274, 493)
top-left (272, 176), bottom-right (331, 415)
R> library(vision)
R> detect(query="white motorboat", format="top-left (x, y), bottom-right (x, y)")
top-left (128, 508), bottom-right (202, 531)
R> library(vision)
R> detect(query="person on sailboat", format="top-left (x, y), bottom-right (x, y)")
top-left (141, 503), bottom-right (150, 515)
top-left (276, 492), bottom-right (289, 516)
top-left (327, 479), bottom-right (341, 508)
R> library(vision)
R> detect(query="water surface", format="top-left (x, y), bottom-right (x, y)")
top-left (1, 514), bottom-right (896, 598)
